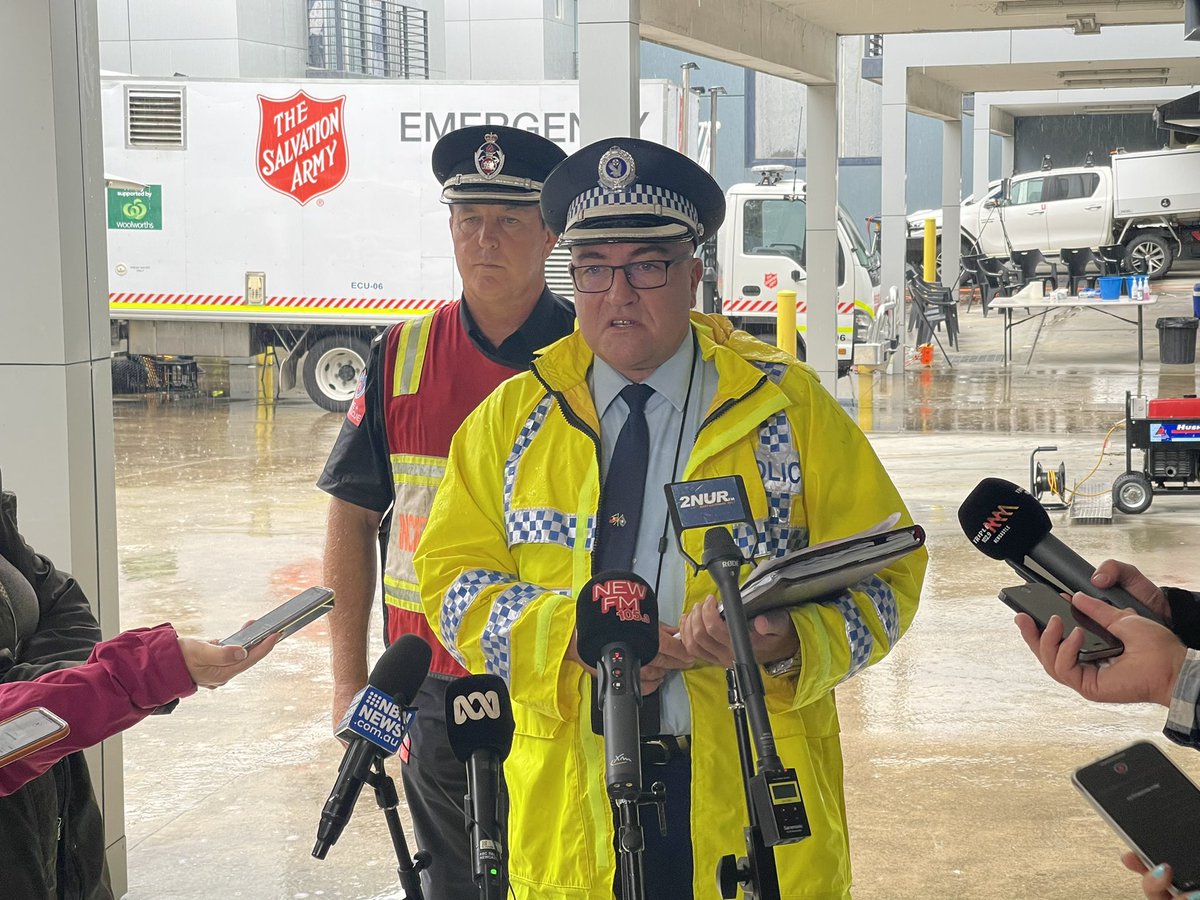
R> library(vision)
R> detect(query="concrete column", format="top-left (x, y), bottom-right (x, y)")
top-left (1000, 134), bottom-right (1015, 179)
top-left (1, 2), bottom-right (125, 892)
top-left (973, 98), bottom-right (992, 204)
top-left (942, 118), bottom-right (963, 292)
top-left (578, 0), bottom-right (640, 141)
top-left (880, 54), bottom-right (908, 375)
top-left (805, 82), bottom-right (839, 394)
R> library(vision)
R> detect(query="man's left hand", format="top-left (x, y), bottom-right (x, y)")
top-left (679, 595), bottom-right (799, 669)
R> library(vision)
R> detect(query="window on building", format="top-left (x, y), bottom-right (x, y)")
top-left (308, 0), bottom-right (429, 79)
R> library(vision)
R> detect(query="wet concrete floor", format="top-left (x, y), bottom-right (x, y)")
top-left (113, 265), bottom-right (1200, 898)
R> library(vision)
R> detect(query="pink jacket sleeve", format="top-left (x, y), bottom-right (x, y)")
top-left (0, 623), bottom-right (197, 796)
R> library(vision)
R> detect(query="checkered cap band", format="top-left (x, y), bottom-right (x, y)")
top-left (565, 184), bottom-right (702, 236)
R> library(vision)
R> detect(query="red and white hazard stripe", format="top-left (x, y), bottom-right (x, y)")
top-left (721, 297), bottom-right (856, 316)
top-left (109, 293), bottom-right (453, 311)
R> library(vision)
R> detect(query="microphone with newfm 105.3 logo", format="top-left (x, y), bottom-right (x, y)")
top-left (666, 475), bottom-right (811, 900)
top-left (313, 633), bottom-right (432, 900)
top-left (444, 674), bottom-right (515, 900)
top-left (576, 570), bottom-right (663, 900)
top-left (957, 477), bottom-right (1166, 625)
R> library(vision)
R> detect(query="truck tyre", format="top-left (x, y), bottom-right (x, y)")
top-left (1123, 233), bottom-right (1173, 279)
top-left (1112, 471), bottom-right (1153, 515)
top-left (302, 333), bottom-right (371, 413)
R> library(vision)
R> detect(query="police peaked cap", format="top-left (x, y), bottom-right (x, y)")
top-left (540, 137), bottom-right (725, 246)
top-left (432, 125), bottom-right (567, 205)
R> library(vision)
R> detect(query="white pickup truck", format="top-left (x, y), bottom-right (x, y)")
top-left (907, 147), bottom-right (1200, 279)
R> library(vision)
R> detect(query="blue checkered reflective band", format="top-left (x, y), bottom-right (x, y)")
top-left (757, 412), bottom-right (802, 558)
top-left (506, 507), bottom-right (594, 550)
top-left (828, 591), bottom-right (874, 679)
top-left (753, 361), bottom-right (790, 385)
top-left (442, 568), bottom-right (511, 667)
top-left (481, 582), bottom-right (570, 682)
top-left (566, 183), bottom-right (701, 232)
top-left (858, 574), bottom-right (900, 646)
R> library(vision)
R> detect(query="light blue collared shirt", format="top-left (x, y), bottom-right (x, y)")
top-left (589, 328), bottom-right (719, 736)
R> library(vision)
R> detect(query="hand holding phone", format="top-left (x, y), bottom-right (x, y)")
top-left (220, 587), bottom-right (335, 649)
top-left (0, 708), bottom-right (70, 769)
top-left (1000, 582), bottom-right (1123, 663)
top-left (1074, 742), bottom-right (1200, 894)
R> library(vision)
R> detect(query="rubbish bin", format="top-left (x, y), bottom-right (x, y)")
top-left (1157, 317), bottom-right (1200, 365)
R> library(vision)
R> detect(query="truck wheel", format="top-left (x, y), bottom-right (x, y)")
top-left (302, 334), bottom-right (370, 413)
top-left (1112, 471), bottom-right (1153, 515)
top-left (1123, 234), bottom-right (1173, 279)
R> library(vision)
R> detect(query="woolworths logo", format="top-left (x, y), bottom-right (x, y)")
top-left (107, 185), bottom-right (162, 230)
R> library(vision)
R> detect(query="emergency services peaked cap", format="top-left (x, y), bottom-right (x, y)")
top-left (432, 125), bottom-right (566, 205)
top-left (540, 137), bottom-right (725, 246)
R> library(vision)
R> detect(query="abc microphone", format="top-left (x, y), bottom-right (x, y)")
top-left (313, 633), bottom-right (432, 859)
top-left (445, 674), bottom-right (515, 900)
top-left (575, 570), bottom-right (659, 802)
top-left (957, 478), bottom-right (1166, 625)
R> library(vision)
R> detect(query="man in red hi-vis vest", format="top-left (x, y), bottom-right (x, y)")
top-left (317, 125), bottom-right (573, 899)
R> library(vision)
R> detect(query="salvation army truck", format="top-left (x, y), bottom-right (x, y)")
top-left (101, 76), bottom-right (690, 410)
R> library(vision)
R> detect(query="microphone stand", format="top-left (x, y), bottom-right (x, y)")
top-left (704, 528), bottom-right (808, 900)
top-left (614, 797), bottom-right (646, 900)
top-left (367, 757), bottom-right (431, 900)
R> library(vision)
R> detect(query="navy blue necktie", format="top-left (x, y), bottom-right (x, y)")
top-left (596, 383), bottom-right (655, 572)
top-left (594, 383), bottom-right (661, 735)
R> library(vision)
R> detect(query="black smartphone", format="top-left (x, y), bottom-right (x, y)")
top-left (998, 582), bottom-right (1124, 662)
top-left (1074, 741), bottom-right (1200, 894)
top-left (219, 586), bottom-right (335, 649)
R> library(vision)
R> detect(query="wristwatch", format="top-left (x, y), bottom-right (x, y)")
top-left (764, 651), bottom-right (800, 678)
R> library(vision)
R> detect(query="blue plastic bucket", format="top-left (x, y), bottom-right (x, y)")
top-left (1192, 282), bottom-right (1200, 318)
top-left (1098, 276), bottom-right (1122, 300)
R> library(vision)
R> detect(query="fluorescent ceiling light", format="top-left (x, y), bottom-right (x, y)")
top-left (1063, 76), bottom-right (1171, 85)
top-left (1057, 67), bottom-right (1169, 77)
top-left (997, 0), bottom-right (1182, 12)
top-left (1164, 116), bottom-right (1200, 125)
top-left (1081, 103), bottom-right (1159, 111)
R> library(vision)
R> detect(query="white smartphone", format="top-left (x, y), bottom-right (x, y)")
top-left (219, 586), bottom-right (335, 649)
top-left (0, 707), bottom-right (71, 768)
top-left (1073, 741), bottom-right (1200, 895)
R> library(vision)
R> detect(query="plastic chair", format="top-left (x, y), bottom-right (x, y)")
top-left (905, 265), bottom-right (959, 357)
top-left (1095, 244), bottom-right (1127, 276)
top-left (1059, 247), bottom-right (1102, 294)
top-left (1010, 248), bottom-right (1062, 290)
top-left (974, 255), bottom-right (1025, 317)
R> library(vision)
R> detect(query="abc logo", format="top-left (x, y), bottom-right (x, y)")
top-left (452, 690), bottom-right (501, 724)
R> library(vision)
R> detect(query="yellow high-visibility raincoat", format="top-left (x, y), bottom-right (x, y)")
top-left (417, 312), bottom-right (926, 899)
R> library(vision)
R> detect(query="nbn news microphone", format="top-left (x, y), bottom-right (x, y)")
top-left (957, 477), bottom-right (1167, 625)
top-left (313, 633), bottom-right (431, 858)
top-left (445, 674), bottom-right (515, 900)
top-left (575, 570), bottom-right (660, 801)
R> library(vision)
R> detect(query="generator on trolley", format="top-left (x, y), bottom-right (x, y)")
top-left (1112, 391), bottom-right (1200, 514)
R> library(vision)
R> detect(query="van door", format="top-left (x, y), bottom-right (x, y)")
top-left (727, 196), bottom-right (808, 321)
top-left (1043, 171), bottom-right (1108, 251)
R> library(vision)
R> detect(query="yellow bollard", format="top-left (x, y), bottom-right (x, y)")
top-left (255, 346), bottom-right (277, 403)
top-left (923, 218), bottom-right (937, 283)
top-left (776, 289), bottom-right (797, 357)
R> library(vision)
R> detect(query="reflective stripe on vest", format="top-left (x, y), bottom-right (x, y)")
top-left (383, 453), bottom-right (446, 614)
top-left (392, 315), bottom-right (435, 397)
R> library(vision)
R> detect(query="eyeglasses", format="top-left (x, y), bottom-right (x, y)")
top-left (568, 257), bottom-right (689, 293)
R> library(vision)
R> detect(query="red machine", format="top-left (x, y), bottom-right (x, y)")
top-left (1113, 392), bottom-right (1200, 514)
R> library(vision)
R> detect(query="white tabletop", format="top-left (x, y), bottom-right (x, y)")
top-left (989, 294), bottom-right (1157, 310)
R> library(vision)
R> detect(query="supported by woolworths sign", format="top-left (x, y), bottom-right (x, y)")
top-left (107, 185), bottom-right (161, 230)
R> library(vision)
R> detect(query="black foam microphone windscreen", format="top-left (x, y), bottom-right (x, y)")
top-left (575, 570), bottom-right (660, 664)
top-left (445, 674), bottom-right (515, 763)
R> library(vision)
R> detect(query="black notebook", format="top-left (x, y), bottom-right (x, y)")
top-left (739, 524), bottom-right (925, 616)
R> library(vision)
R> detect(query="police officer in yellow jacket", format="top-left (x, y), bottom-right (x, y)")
top-left (416, 138), bottom-right (926, 899)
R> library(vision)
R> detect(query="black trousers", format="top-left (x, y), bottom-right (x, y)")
top-left (613, 750), bottom-right (694, 899)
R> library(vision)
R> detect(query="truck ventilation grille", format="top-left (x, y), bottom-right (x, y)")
top-left (126, 87), bottom-right (185, 148)
top-left (545, 243), bottom-right (575, 302)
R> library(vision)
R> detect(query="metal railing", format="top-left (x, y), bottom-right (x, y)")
top-left (308, 0), bottom-right (429, 79)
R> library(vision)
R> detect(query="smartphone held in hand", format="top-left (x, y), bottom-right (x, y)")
top-left (219, 586), bottom-right (335, 649)
top-left (998, 582), bottom-right (1123, 663)
top-left (1074, 741), bottom-right (1200, 894)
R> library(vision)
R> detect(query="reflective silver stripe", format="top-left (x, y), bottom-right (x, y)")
top-left (442, 568), bottom-right (510, 667)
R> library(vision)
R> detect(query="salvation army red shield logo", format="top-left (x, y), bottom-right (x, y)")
top-left (257, 91), bottom-right (348, 205)
top-left (764, 273), bottom-right (779, 289)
